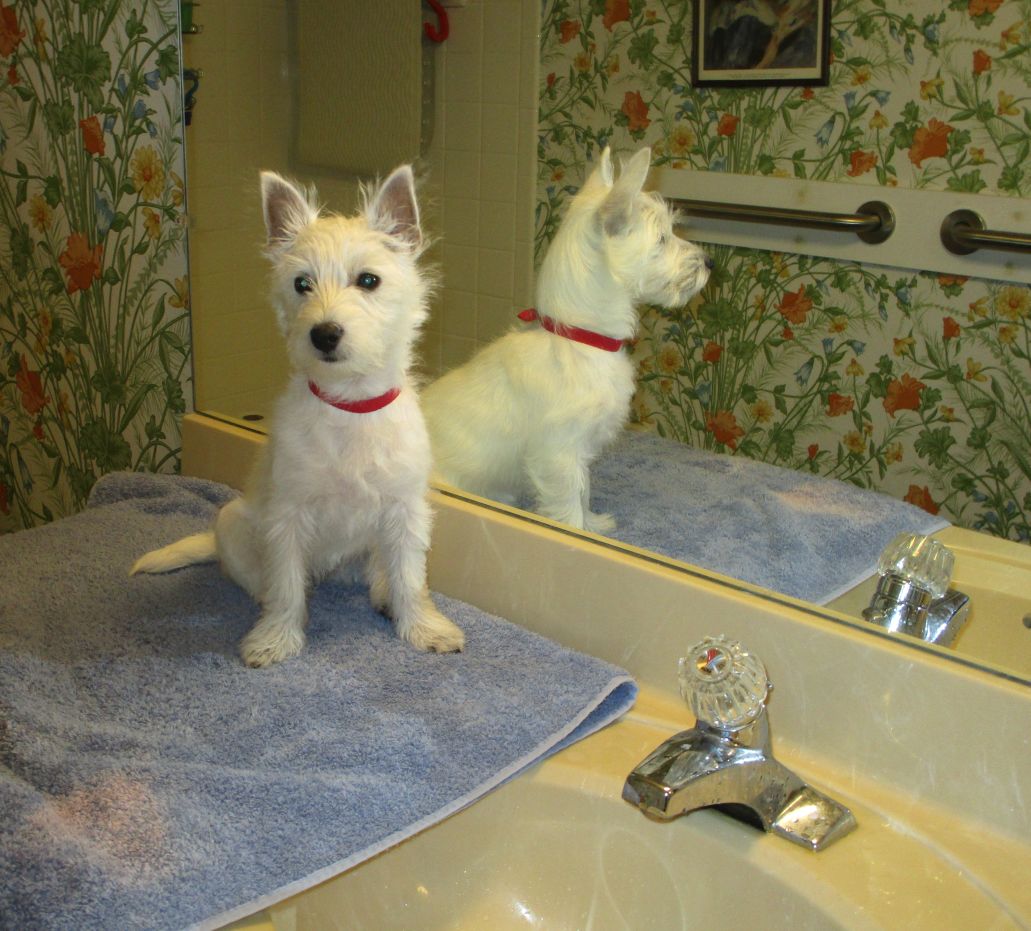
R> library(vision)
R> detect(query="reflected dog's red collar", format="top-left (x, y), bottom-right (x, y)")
top-left (517, 308), bottom-right (627, 352)
top-left (308, 381), bottom-right (400, 413)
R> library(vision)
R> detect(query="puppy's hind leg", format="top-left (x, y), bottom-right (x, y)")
top-left (377, 499), bottom-right (464, 653)
top-left (239, 508), bottom-right (312, 667)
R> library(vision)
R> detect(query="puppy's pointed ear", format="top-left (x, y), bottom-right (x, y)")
top-left (368, 165), bottom-right (422, 251)
top-left (598, 146), bottom-right (614, 187)
top-left (261, 171), bottom-right (318, 246)
top-left (599, 147), bottom-right (652, 236)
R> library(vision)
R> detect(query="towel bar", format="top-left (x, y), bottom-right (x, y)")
top-left (940, 209), bottom-right (1031, 256)
top-left (670, 198), bottom-right (895, 244)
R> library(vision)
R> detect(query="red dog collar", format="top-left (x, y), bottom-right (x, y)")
top-left (308, 381), bottom-right (401, 413)
top-left (517, 308), bottom-right (627, 352)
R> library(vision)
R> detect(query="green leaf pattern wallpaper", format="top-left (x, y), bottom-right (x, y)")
top-left (538, 0), bottom-right (1031, 542)
top-left (0, 0), bottom-right (190, 532)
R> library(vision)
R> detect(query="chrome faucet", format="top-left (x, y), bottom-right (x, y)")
top-left (862, 532), bottom-right (970, 647)
top-left (622, 637), bottom-right (856, 852)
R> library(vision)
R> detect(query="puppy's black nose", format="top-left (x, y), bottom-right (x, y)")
top-left (310, 322), bottom-right (343, 353)
top-left (704, 255), bottom-right (715, 271)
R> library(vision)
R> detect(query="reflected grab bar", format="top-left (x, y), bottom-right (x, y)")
top-left (670, 198), bottom-right (895, 244)
top-left (940, 209), bottom-right (1031, 256)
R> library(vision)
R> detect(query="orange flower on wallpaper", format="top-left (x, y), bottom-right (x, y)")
top-left (826, 393), bottom-right (854, 416)
top-left (943, 316), bottom-right (961, 340)
top-left (883, 373), bottom-right (926, 417)
top-left (0, 3), bottom-right (25, 56)
top-left (807, 443), bottom-right (819, 460)
top-left (973, 49), bottom-right (992, 74)
top-left (968, 0), bottom-right (1003, 17)
top-left (777, 286), bottom-right (812, 325)
top-left (717, 113), bottom-right (739, 137)
top-left (16, 355), bottom-right (49, 416)
top-left (702, 340), bottom-right (723, 363)
top-left (621, 91), bottom-right (650, 132)
top-left (58, 233), bottom-right (103, 293)
top-left (559, 20), bottom-right (580, 43)
top-left (79, 115), bottom-right (104, 156)
top-left (705, 410), bottom-right (744, 449)
top-left (904, 485), bottom-right (940, 515)
top-left (603, 0), bottom-right (629, 31)
top-left (846, 149), bottom-right (876, 177)
top-left (908, 119), bottom-right (953, 167)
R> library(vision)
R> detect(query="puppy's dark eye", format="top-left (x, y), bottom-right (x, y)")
top-left (294, 275), bottom-right (314, 294)
top-left (355, 272), bottom-right (380, 291)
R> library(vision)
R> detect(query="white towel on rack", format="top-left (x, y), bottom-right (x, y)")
top-left (293, 0), bottom-right (423, 177)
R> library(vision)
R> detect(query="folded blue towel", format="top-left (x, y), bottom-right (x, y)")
top-left (588, 431), bottom-right (949, 605)
top-left (0, 473), bottom-right (636, 931)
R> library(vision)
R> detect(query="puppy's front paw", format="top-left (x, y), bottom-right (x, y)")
top-left (240, 615), bottom-right (306, 667)
top-left (585, 510), bottom-right (616, 535)
top-left (403, 607), bottom-right (465, 654)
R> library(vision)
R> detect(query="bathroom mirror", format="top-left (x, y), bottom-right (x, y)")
top-left (181, 2), bottom-right (1031, 686)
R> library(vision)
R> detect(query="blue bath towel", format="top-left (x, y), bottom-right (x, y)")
top-left (0, 473), bottom-right (636, 931)
top-left (587, 431), bottom-right (950, 605)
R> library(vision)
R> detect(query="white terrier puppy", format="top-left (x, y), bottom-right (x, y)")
top-left (133, 166), bottom-right (464, 667)
top-left (422, 147), bottom-right (711, 532)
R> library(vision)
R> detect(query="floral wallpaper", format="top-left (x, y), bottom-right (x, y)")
top-left (538, 0), bottom-right (1031, 542)
top-left (0, 0), bottom-right (190, 532)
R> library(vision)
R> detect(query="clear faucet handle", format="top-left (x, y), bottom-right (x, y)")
top-left (877, 532), bottom-right (953, 599)
top-left (678, 636), bottom-right (770, 730)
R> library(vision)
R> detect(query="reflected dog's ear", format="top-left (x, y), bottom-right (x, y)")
top-left (367, 164), bottom-right (422, 253)
top-left (260, 172), bottom-right (319, 246)
top-left (599, 147), bottom-right (652, 237)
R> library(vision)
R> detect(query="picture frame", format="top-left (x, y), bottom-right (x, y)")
top-left (692, 0), bottom-right (832, 87)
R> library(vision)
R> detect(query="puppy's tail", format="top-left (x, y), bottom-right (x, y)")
top-left (131, 531), bottom-right (217, 576)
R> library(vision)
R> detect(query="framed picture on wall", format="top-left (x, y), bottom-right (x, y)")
top-left (692, 0), bottom-right (832, 87)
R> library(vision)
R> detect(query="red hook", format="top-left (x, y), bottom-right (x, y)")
top-left (424, 0), bottom-right (449, 42)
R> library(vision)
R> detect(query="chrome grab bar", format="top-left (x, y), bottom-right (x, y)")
top-left (940, 209), bottom-right (1031, 256)
top-left (670, 198), bottom-right (895, 244)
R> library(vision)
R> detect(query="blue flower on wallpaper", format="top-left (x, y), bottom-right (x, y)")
top-left (95, 191), bottom-right (114, 238)
top-left (872, 90), bottom-right (891, 106)
top-left (144, 68), bottom-right (162, 90)
top-left (694, 381), bottom-right (711, 406)
top-left (895, 285), bottom-right (912, 306)
top-left (846, 339), bottom-right (867, 356)
top-left (794, 359), bottom-right (815, 387)
top-left (843, 91), bottom-right (857, 111)
top-left (816, 116), bottom-right (836, 147)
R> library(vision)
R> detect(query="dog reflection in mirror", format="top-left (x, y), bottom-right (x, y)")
top-left (423, 147), bottom-right (711, 532)
top-left (133, 167), bottom-right (464, 667)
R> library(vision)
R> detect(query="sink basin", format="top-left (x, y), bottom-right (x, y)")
top-left (829, 526), bottom-right (1031, 678)
top-left (230, 691), bottom-right (1027, 930)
